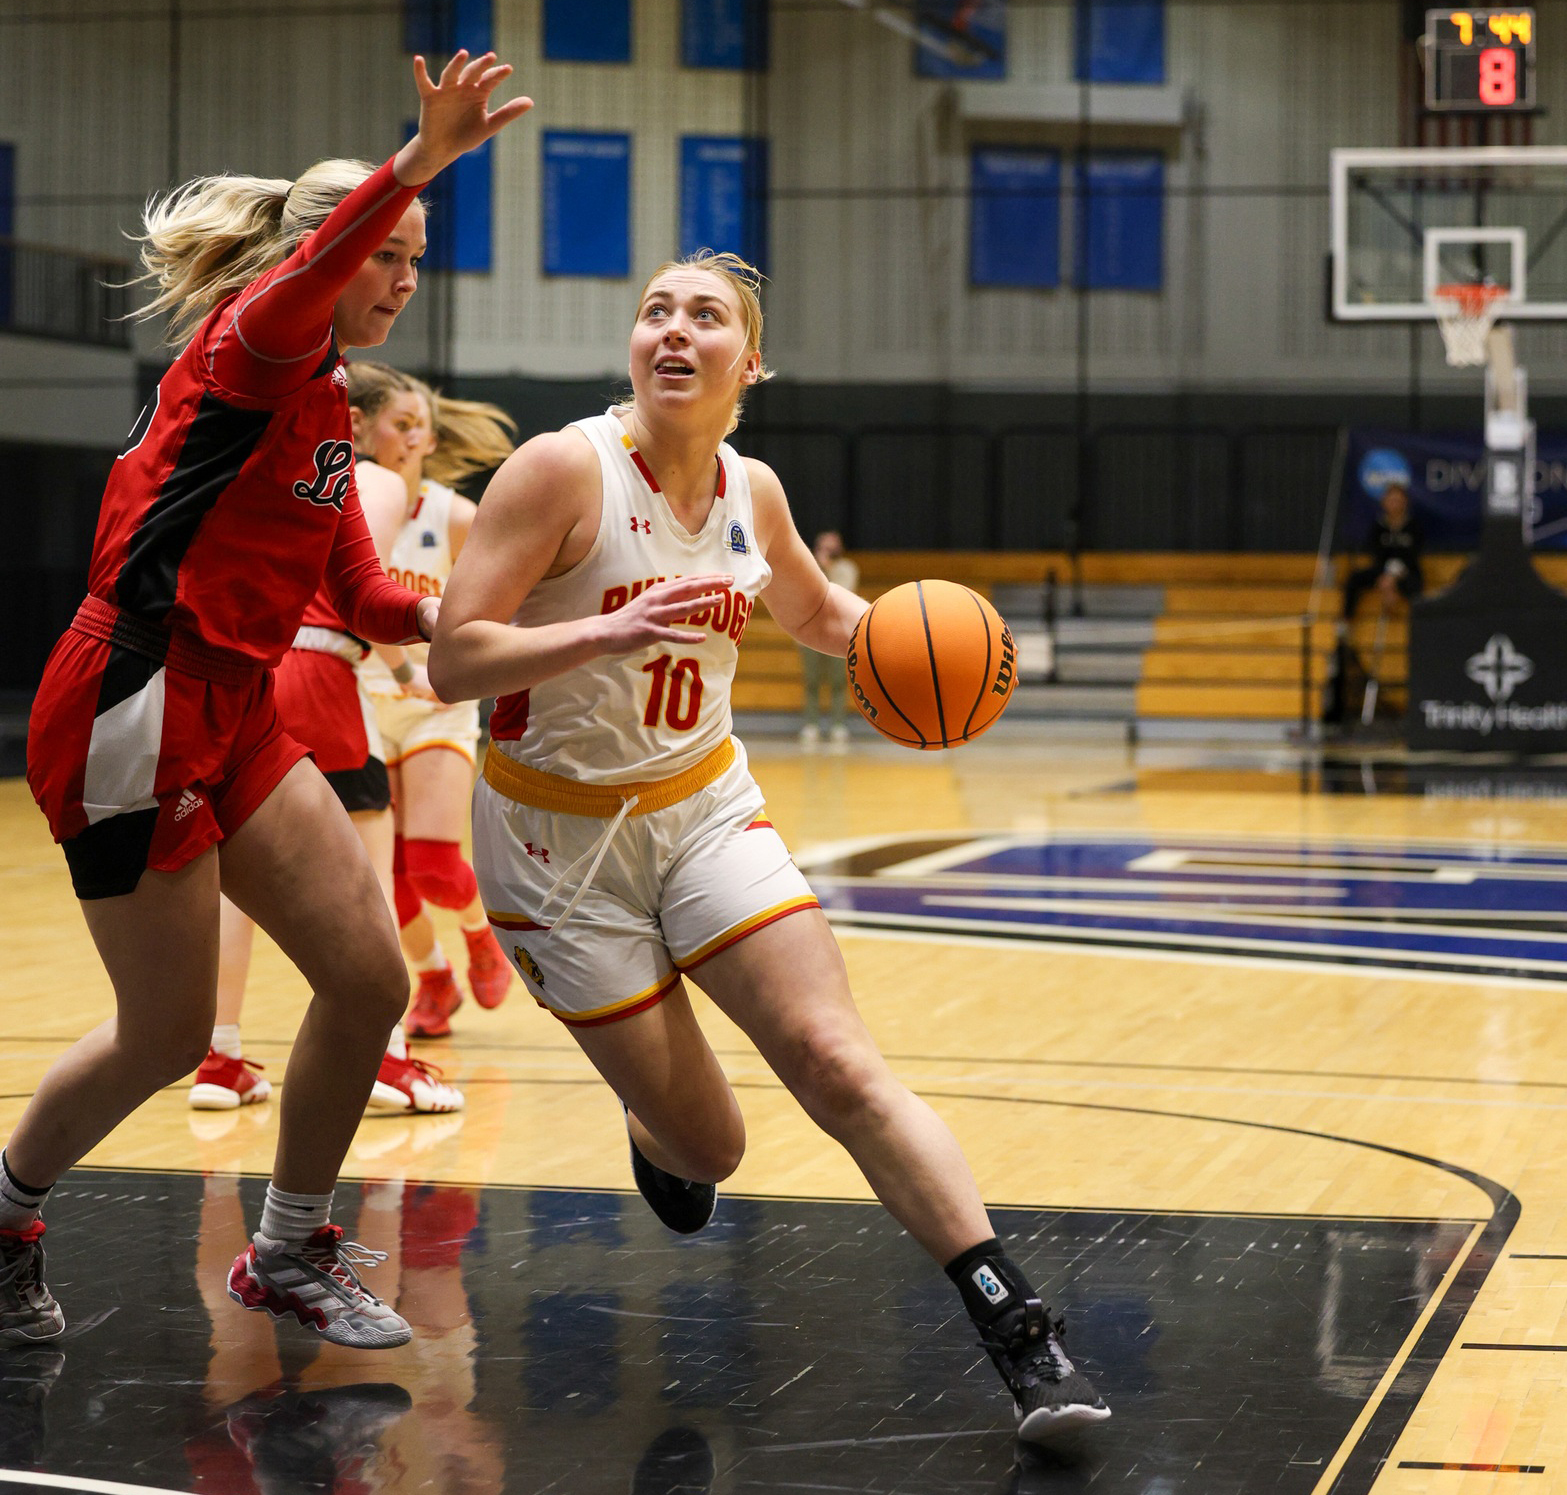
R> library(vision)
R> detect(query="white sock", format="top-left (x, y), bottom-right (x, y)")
top-left (256, 1184), bottom-right (332, 1249)
top-left (385, 1024), bottom-right (408, 1061)
top-left (0, 1150), bottom-right (50, 1232)
top-left (211, 1023), bottom-right (243, 1059)
top-left (412, 943), bottom-right (448, 974)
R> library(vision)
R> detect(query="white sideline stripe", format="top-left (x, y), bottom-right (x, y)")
top-left (0, 1471), bottom-right (192, 1494)
top-left (827, 919), bottom-right (1567, 992)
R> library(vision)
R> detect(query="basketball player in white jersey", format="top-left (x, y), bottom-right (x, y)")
top-left (348, 363), bottom-right (515, 1037)
top-left (428, 251), bottom-right (1108, 1443)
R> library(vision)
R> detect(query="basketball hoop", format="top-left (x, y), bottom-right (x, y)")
top-left (1433, 282), bottom-right (1511, 367)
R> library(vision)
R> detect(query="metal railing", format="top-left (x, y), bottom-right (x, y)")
top-left (0, 239), bottom-right (134, 349)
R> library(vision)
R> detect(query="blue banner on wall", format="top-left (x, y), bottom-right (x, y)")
top-left (419, 138), bottom-right (493, 273)
top-left (545, 0), bottom-right (632, 63)
top-left (542, 132), bottom-right (631, 278)
top-left (1075, 0), bottom-right (1164, 84)
top-left (916, 0), bottom-right (1006, 80)
top-left (970, 147), bottom-right (1060, 289)
top-left (680, 137), bottom-right (768, 269)
top-left (402, 0), bottom-right (493, 55)
top-left (1075, 153), bottom-right (1163, 291)
top-left (1346, 429), bottom-right (1567, 552)
top-left (683, 0), bottom-right (769, 69)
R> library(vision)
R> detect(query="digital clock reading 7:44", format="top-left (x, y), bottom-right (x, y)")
top-left (1426, 8), bottom-right (1537, 112)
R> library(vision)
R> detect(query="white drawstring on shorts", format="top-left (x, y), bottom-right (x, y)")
top-left (538, 793), bottom-right (640, 934)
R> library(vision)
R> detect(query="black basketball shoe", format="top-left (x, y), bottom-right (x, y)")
top-left (624, 1105), bottom-right (716, 1235)
top-left (981, 1298), bottom-right (1110, 1443)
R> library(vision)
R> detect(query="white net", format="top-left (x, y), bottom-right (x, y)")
top-left (1434, 284), bottom-right (1509, 367)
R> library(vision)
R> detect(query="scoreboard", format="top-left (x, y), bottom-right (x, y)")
top-left (1425, 9), bottom-right (1537, 112)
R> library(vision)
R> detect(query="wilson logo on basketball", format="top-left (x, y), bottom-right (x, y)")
top-left (993, 626), bottom-right (1016, 696)
top-left (293, 440), bottom-right (355, 511)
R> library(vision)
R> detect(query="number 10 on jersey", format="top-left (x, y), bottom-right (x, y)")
top-left (642, 655), bottom-right (704, 731)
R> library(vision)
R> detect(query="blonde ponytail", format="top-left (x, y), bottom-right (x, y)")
top-left (130, 158), bottom-right (380, 346)
top-left (426, 393), bottom-right (517, 485)
top-left (345, 360), bottom-right (516, 487)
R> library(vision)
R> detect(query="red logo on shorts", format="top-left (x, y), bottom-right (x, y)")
top-left (525, 843), bottom-right (550, 863)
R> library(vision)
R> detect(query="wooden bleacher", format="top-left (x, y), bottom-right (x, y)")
top-left (732, 551), bottom-right (1567, 725)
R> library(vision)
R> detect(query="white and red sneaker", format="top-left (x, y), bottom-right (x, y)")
top-left (367, 1053), bottom-right (464, 1114)
top-left (463, 925), bottom-right (513, 1009)
top-left (227, 1224), bottom-right (410, 1349)
top-left (190, 1049), bottom-right (272, 1110)
top-left (405, 968), bottom-right (462, 1039)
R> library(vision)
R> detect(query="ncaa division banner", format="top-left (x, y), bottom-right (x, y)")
top-left (1346, 429), bottom-right (1567, 550)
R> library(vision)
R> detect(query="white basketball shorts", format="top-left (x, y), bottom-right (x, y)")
top-left (471, 739), bottom-right (819, 1027)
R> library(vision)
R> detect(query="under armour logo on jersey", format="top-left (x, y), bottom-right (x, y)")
top-left (524, 842), bottom-right (550, 864)
top-left (630, 516), bottom-right (652, 535)
top-left (293, 440), bottom-right (355, 511)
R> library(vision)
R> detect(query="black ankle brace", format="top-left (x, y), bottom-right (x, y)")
top-left (944, 1237), bottom-right (1038, 1329)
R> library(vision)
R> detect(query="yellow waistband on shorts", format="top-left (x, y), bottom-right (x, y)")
top-left (482, 738), bottom-right (736, 818)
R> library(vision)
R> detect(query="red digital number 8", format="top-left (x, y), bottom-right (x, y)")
top-left (1479, 47), bottom-right (1517, 107)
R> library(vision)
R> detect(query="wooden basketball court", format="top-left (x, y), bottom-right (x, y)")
top-left (1, 728), bottom-right (1562, 1492)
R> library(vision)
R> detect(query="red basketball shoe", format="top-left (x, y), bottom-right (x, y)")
top-left (405, 967), bottom-right (462, 1039)
top-left (463, 926), bottom-right (513, 1009)
top-left (190, 1050), bottom-right (272, 1110)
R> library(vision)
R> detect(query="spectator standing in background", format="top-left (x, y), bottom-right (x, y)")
top-left (799, 531), bottom-right (859, 750)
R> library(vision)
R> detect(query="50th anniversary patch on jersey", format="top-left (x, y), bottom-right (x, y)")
top-left (796, 831), bottom-right (1567, 983)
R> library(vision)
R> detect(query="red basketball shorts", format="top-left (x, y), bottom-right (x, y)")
top-left (273, 647), bottom-right (389, 814)
top-left (28, 622), bottom-right (308, 900)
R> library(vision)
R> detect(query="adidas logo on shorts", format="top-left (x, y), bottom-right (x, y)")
top-left (173, 789), bottom-right (205, 823)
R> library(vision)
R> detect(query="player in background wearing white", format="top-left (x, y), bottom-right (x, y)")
top-left (347, 362), bottom-right (516, 1038)
top-left (428, 251), bottom-right (1109, 1442)
top-left (195, 455), bottom-right (464, 1117)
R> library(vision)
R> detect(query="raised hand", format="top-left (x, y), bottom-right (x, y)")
top-left (598, 575), bottom-right (734, 655)
top-left (397, 51), bottom-right (533, 184)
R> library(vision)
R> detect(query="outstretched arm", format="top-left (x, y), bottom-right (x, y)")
top-left (427, 431), bottom-right (731, 704)
top-left (750, 459), bottom-right (868, 655)
top-left (209, 52), bottom-right (532, 398)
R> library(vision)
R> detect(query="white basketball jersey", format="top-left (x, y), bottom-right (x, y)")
top-left (359, 478), bottom-right (456, 695)
top-left (488, 410), bottom-right (772, 784)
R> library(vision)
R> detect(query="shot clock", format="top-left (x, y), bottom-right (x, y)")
top-left (1425, 9), bottom-right (1537, 112)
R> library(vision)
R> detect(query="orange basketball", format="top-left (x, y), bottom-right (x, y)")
top-left (845, 580), bottom-right (1016, 749)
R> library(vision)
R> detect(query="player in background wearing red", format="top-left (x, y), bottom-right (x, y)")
top-left (349, 363), bottom-right (517, 1038)
top-left (193, 451), bottom-right (464, 1117)
top-left (191, 366), bottom-right (515, 1104)
top-left (429, 252), bottom-right (1109, 1441)
top-left (15, 51), bottom-right (531, 1349)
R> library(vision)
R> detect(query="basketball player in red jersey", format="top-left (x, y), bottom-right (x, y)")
top-left (429, 253), bottom-right (1109, 1441)
top-left (15, 51), bottom-right (532, 1349)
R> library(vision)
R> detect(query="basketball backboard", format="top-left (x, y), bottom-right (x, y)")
top-left (1330, 146), bottom-right (1567, 323)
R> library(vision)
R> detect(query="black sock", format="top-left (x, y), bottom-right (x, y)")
top-left (944, 1237), bottom-right (1037, 1330)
